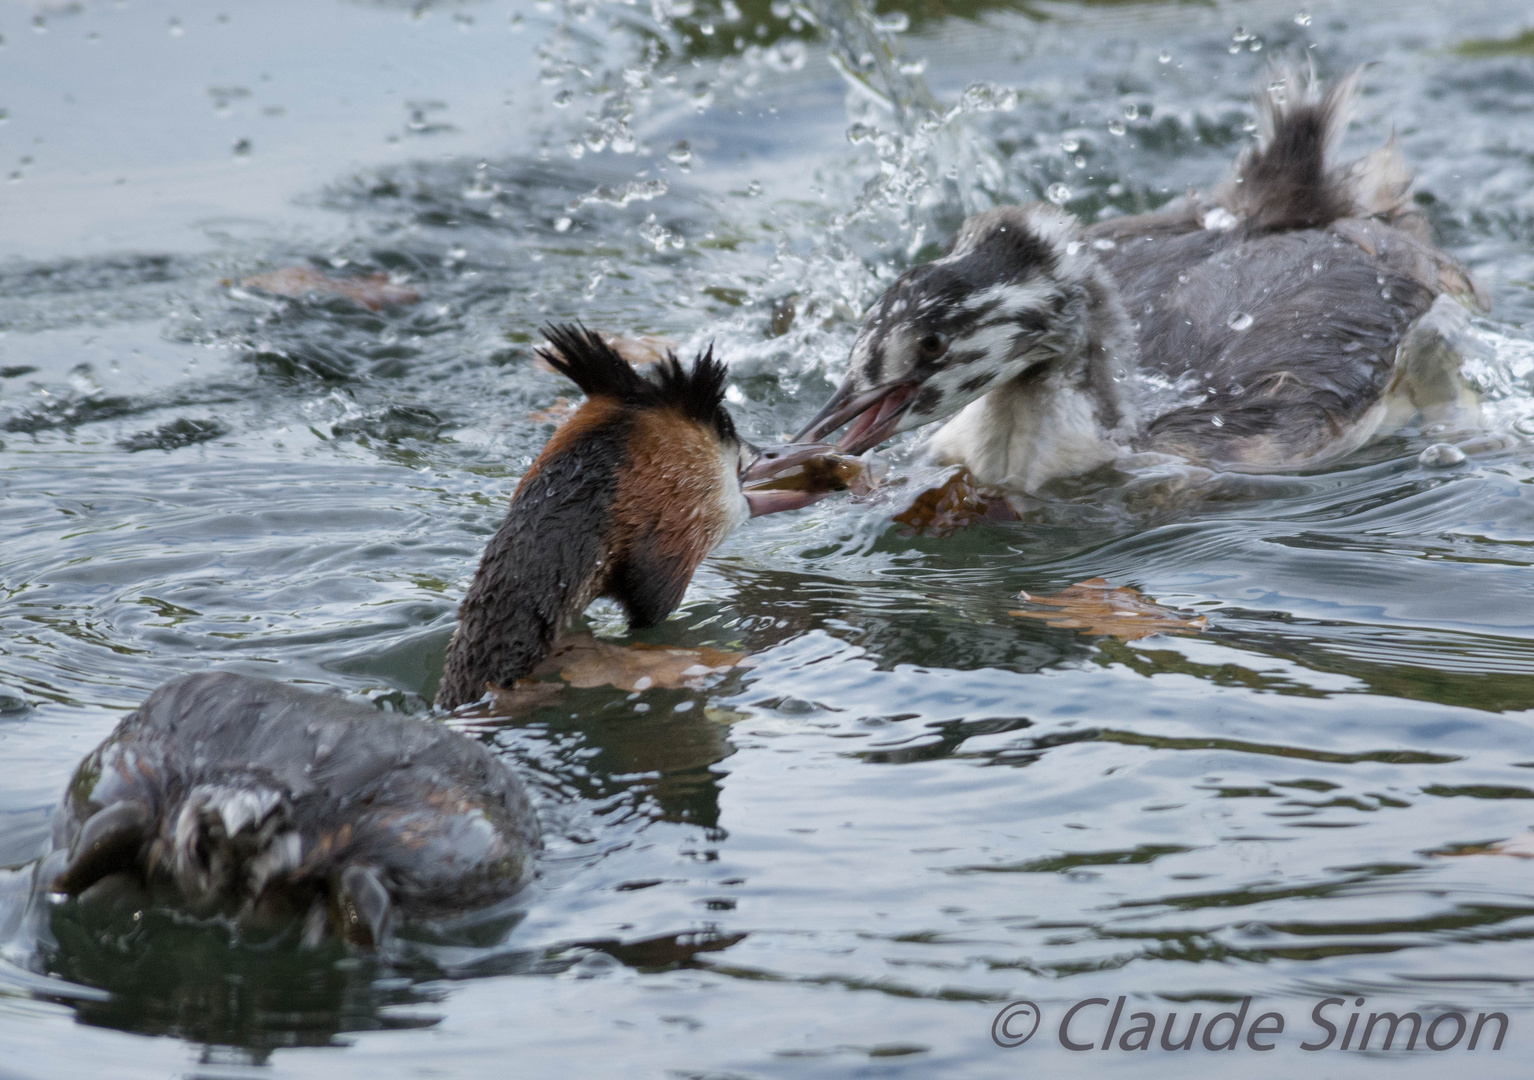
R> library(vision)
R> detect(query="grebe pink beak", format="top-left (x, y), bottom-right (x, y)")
top-left (791, 381), bottom-right (920, 456)
top-left (741, 441), bottom-right (849, 516)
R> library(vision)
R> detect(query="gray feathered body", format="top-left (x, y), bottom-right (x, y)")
top-left (45, 672), bottom-right (538, 944)
top-left (821, 65), bottom-right (1488, 491)
top-left (1088, 67), bottom-right (1486, 472)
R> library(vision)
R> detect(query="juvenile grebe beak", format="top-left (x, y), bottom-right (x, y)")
top-left (791, 381), bottom-right (921, 456)
top-left (789, 205), bottom-right (1095, 457)
top-left (742, 442), bottom-right (861, 516)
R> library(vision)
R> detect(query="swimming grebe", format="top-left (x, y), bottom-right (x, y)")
top-left (43, 671), bottom-right (538, 946)
top-left (794, 67), bottom-right (1487, 491)
top-left (44, 325), bottom-right (823, 942)
top-left (437, 323), bottom-right (826, 708)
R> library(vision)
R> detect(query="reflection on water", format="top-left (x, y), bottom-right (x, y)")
top-left (3, 0), bottom-right (1534, 1075)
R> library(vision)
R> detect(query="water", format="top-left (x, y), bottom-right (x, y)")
top-left (4, 0), bottom-right (1534, 1076)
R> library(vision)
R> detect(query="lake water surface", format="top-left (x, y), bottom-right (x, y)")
top-left (3, 0), bottom-right (1534, 1077)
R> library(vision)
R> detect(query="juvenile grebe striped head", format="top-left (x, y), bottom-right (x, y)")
top-left (796, 204), bottom-right (1133, 454)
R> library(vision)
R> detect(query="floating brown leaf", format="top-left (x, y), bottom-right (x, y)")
top-left (239, 266), bottom-right (421, 311)
top-left (1010, 578), bottom-right (1208, 641)
top-left (894, 468), bottom-right (1018, 537)
top-left (537, 633), bottom-right (747, 691)
top-left (1433, 833), bottom-right (1534, 859)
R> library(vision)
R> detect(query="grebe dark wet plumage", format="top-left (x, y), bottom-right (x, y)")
top-left (795, 66), bottom-right (1487, 491)
top-left (45, 671), bottom-right (536, 946)
top-left (437, 324), bottom-right (788, 708)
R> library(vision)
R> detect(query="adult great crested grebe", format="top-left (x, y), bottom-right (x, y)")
top-left (794, 66), bottom-right (1488, 492)
top-left (42, 326), bottom-right (825, 944)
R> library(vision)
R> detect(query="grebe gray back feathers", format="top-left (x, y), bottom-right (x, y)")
top-left (796, 66), bottom-right (1487, 490)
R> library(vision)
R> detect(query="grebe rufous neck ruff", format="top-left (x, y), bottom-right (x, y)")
top-left (795, 66), bottom-right (1487, 492)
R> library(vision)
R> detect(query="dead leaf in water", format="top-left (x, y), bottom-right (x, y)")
top-left (446, 635), bottom-right (750, 722)
top-left (1010, 578), bottom-right (1208, 641)
top-left (536, 634), bottom-right (748, 691)
top-left (894, 468), bottom-right (1018, 536)
top-left (239, 266), bottom-right (421, 311)
top-left (1432, 833), bottom-right (1534, 859)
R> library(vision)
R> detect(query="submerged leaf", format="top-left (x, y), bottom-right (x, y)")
top-left (539, 634), bottom-right (747, 691)
top-left (454, 636), bottom-right (750, 721)
top-left (1010, 578), bottom-right (1208, 641)
top-left (239, 266), bottom-right (421, 311)
top-left (1433, 833), bottom-right (1534, 859)
top-left (894, 468), bottom-right (1018, 536)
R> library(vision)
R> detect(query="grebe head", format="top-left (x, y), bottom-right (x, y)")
top-left (795, 204), bottom-right (1112, 454)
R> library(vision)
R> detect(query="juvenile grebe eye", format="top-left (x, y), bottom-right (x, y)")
top-left (917, 332), bottom-right (949, 362)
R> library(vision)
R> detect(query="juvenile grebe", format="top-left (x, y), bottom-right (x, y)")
top-left (44, 326), bottom-right (823, 942)
top-left (795, 67), bottom-right (1487, 491)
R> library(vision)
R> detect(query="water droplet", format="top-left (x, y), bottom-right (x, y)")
top-left (169, 17), bottom-right (184, 36)
top-left (1046, 183), bottom-right (1071, 205)
top-left (1380, 288), bottom-right (1392, 300)
top-left (1514, 416), bottom-right (1534, 436)
top-left (668, 140), bottom-right (692, 167)
top-left (553, 217), bottom-right (572, 232)
top-left (1248, 38), bottom-right (1263, 51)
top-left (1177, 272), bottom-right (1190, 284)
top-left (1294, 11), bottom-right (1312, 26)
top-left (1093, 238), bottom-right (1116, 251)
top-left (1159, 50), bottom-right (1172, 64)
top-left (1211, 414), bottom-right (1225, 427)
top-left (1073, 155), bottom-right (1086, 168)
top-left (873, 10), bottom-right (909, 32)
top-left (1123, 104), bottom-right (1139, 120)
top-left (1060, 136), bottom-right (1079, 153)
top-left (1227, 311), bottom-right (1254, 332)
top-left (1065, 241), bottom-right (1083, 256)
top-left (1418, 443), bottom-right (1465, 468)
top-left (846, 122), bottom-right (875, 144)
top-left (1312, 260), bottom-right (1323, 273)
top-left (1108, 120), bottom-right (1126, 136)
